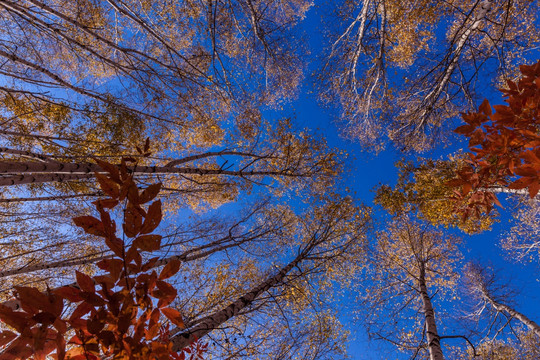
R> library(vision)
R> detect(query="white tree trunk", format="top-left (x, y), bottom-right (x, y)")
top-left (419, 265), bottom-right (445, 360)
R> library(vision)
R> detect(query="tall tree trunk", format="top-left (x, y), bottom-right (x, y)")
top-left (481, 289), bottom-right (540, 339)
top-left (419, 264), bottom-right (445, 360)
top-left (0, 160), bottom-right (303, 187)
top-left (170, 249), bottom-right (307, 351)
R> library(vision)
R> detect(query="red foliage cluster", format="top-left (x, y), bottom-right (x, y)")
top-left (449, 60), bottom-right (540, 218)
top-left (0, 154), bottom-right (205, 359)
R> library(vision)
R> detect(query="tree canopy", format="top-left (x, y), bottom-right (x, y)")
top-left (0, 1), bottom-right (539, 359)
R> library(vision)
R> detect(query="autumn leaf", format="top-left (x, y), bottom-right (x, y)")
top-left (140, 200), bottom-right (162, 234)
top-left (76, 271), bottom-right (95, 293)
top-left (54, 286), bottom-right (83, 303)
top-left (123, 203), bottom-right (143, 237)
top-left (96, 259), bottom-right (124, 282)
top-left (0, 331), bottom-right (17, 347)
top-left (73, 216), bottom-right (105, 237)
top-left (454, 124), bottom-right (475, 135)
top-left (528, 181), bottom-right (540, 198)
top-left (14, 287), bottom-right (54, 315)
top-left (94, 159), bottom-right (120, 183)
top-left (68, 302), bottom-right (93, 323)
top-left (161, 308), bottom-right (185, 328)
top-left (478, 99), bottom-right (492, 116)
top-left (0, 304), bottom-right (31, 332)
top-left (508, 177), bottom-right (533, 189)
top-left (133, 235), bottom-right (162, 252)
top-left (139, 183), bottom-right (162, 204)
top-left (95, 172), bottom-right (120, 198)
top-left (159, 259), bottom-right (181, 281)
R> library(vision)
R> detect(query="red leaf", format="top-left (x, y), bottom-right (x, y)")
top-left (79, 292), bottom-right (105, 307)
top-left (528, 181), bottom-right (540, 198)
top-left (94, 172), bottom-right (120, 198)
top-left (0, 331), bottom-right (16, 347)
top-left (133, 235), bottom-right (162, 252)
top-left (72, 216), bottom-right (105, 237)
top-left (462, 183), bottom-right (473, 196)
top-left (123, 203), bottom-right (143, 238)
top-left (32, 312), bottom-right (56, 325)
top-left (0, 304), bottom-right (30, 332)
top-left (152, 280), bottom-right (177, 306)
top-left (161, 308), bottom-right (185, 328)
top-left (139, 183), bottom-right (162, 204)
top-left (97, 259), bottom-right (124, 282)
top-left (94, 159), bottom-right (120, 183)
top-left (514, 165), bottom-right (538, 177)
top-left (76, 271), bottom-right (95, 293)
top-left (454, 124), bottom-right (476, 135)
top-left (68, 302), bottom-right (92, 323)
top-left (14, 286), bottom-right (53, 314)
top-left (478, 99), bottom-right (492, 116)
top-left (159, 259), bottom-right (181, 281)
top-left (142, 257), bottom-right (160, 272)
top-left (54, 286), bottom-right (83, 303)
top-left (508, 177), bottom-right (533, 189)
top-left (92, 199), bottom-right (119, 209)
top-left (105, 237), bottom-right (125, 258)
top-left (87, 318), bottom-right (105, 335)
top-left (140, 200), bottom-right (162, 234)
top-left (126, 246), bottom-right (142, 269)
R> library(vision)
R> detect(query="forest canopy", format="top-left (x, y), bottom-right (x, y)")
top-left (0, 0), bottom-right (538, 359)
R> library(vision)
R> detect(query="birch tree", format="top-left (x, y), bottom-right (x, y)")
top-left (0, 0), bottom-right (310, 147)
top-left (1, 169), bottom-right (369, 359)
top-left (465, 263), bottom-right (540, 340)
top-left (362, 217), bottom-right (463, 359)
top-left (320, 0), bottom-right (539, 151)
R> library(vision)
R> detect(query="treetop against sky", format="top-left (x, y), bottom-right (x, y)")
top-left (0, 0), bottom-right (539, 359)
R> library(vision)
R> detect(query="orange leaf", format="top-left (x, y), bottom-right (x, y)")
top-left (14, 287), bottom-right (53, 314)
top-left (133, 235), bottom-right (162, 252)
top-left (508, 177), bottom-right (533, 189)
top-left (72, 216), bottom-right (105, 237)
top-left (139, 183), bottom-right (162, 204)
top-left (159, 259), bottom-right (181, 281)
top-left (445, 179), bottom-right (464, 188)
top-left (528, 181), bottom-right (540, 198)
top-left (161, 308), bottom-right (185, 328)
top-left (514, 165), bottom-right (538, 177)
top-left (75, 271), bottom-right (95, 293)
top-left (140, 200), bottom-right (162, 234)
top-left (152, 281), bottom-right (177, 305)
top-left (462, 183), bottom-right (472, 196)
top-left (94, 172), bottom-right (120, 198)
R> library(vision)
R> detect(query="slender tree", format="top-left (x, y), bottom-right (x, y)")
top-left (362, 217), bottom-right (463, 359)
